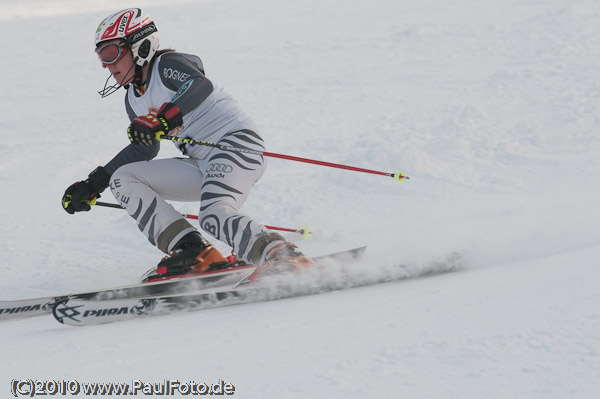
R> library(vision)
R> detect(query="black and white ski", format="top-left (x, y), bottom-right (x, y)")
top-left (0, 265), bottom-right (256, 322)
top-left (1, 246), bottom-right (366, 322)
top-left (53, 285), bottom-right (266, 325)
top-left (53, 246), bottom-right (368, 326)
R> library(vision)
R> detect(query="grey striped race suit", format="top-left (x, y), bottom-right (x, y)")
top-left (103, 52), bottom-right (276, 263)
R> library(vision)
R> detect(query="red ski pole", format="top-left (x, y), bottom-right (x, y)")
top-left (155, 133), bottom-right (409, 182)
top-left (94, 201), bottom-right (311, 237)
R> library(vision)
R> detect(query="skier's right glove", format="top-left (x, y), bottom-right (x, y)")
top-left (62, 166), bottom-right (111, 214)
top-left (128, 103), bottom-right (183, 146)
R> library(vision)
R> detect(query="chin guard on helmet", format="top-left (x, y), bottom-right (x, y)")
top-left (98, 61), bottom-right (137, 98)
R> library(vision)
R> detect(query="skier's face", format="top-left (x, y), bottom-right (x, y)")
top-left (104, 46), bottom-right (136, 86)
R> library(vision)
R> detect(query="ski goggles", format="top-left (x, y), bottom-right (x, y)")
top-left (95, 40), bottom-right (128, 66)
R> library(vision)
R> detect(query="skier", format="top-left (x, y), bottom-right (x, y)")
top-left (61, 8), bottom-right (314, 282)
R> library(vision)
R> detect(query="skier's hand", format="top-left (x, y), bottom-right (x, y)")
top-left (128, 114), bottom-right (164, 146)
top-left (62, 181), bottom-right (97, 214)
top-left (157, 102), bottom-right (183, 130)
top-left (61, 167), bottom-right (111, 214)
top-left (128, 103), bottom-right (182, 146)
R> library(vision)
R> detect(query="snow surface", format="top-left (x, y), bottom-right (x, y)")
top-left (2, 0), bottom-right (600, 397)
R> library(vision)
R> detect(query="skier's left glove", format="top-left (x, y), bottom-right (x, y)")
top-left (61, 166), bottom-right (111, 214)
top-left (128, 102), bottom-right (183, 146)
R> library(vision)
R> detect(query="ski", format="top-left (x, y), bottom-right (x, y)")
top-left (1, 246), bottom-right (366, 322)
top-left (0, 265), bottom-right (256, 322)
top-left (53, 285), bottom-right (266, 325)
top-left (0, 296), bottom-right (58, 321)
top-left (53, 246), bottom-right (367, 326)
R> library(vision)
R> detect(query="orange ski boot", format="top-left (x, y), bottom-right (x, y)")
top-left (141, 231), bottom-right (231, 283)
top-left (255, 241), bottom-right (316, 276)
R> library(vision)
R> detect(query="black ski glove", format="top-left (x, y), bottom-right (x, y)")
top-left (62, 166), bottom-right (111, 214)
top-left (127, 102), bottom-right (183, 146)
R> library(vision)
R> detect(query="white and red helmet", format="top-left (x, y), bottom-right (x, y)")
top-left (95, 8), bottom-right (159, 67)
